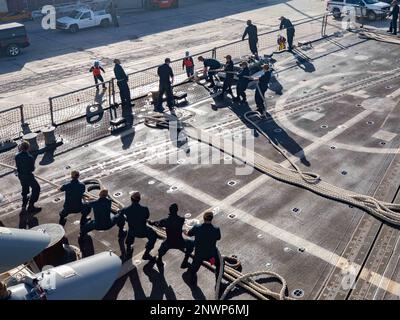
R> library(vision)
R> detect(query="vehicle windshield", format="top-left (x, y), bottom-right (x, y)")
top-left (68, 10), bottom-right (82, 19)
top-left (363, 0), bottom-right (378, 4)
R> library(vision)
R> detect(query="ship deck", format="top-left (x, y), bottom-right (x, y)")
top-left (2, 31), bottom-right (400, 300)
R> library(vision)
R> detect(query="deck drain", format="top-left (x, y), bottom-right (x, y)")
top-left (227, 180), bottom-right (238, 187)
top-left (265, 262), bottom-right (273, 268)
top-left (83, 144), bottom-right (89, 148)
top-left (53, 197), bottom-right (61, 203)
top-left (386, 86), bottom-right (392, 89)
top-left (330, 146), bottom-right (336, 150)
top-left (113, 192), bottom-right (122, 198)
top-left (380, 141), bottom-right (386, 146)
top-left (291, 207), bottom-right (301, 214)
top-left (356, 104), bottom-right (362, 107)
top-left (257, 234), bottom-right (264, 239)
top-left (298, 247), bottom-right (306, 253)
top-left (292, 289), bottom-right (305, 298)
top-left (184, 213), bottom-right (192, 219)
top-left (341, 170), bottom-right (348, 175)
top-left (366, 121), bottom-right (374, 125)
top-left (228, 213), bottom-right (236, 219)
top-left (315, 107), bottom-right (321, 111)
top-left (168, 186), bottom-right (179, 192)
top-left (177, 159), bottom-right (185, 165)
top-left (273, 128), bottom-right (282, 133)
top-left (65, 166), bottom-right (71, 170)
top-left (320, 125), bottom-right (328, 129)
top-left (148, 180), bottom-right (155, 185)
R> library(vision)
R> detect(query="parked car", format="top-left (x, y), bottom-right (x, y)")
top-left (56, 9), bottom-right (112, 33)
top-left (0, 22), bottom-right (30, 56)
top-left (145, 0), bottom-right (180, 10)
top-left (327, 0), bottom-right (391, 21)
top-left (0, 11), bottom-right (32, 23)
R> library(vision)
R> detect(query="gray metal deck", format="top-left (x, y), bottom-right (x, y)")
top-left (2, 31), bottom-right (400, 300)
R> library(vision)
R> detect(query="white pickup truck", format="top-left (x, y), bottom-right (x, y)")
top-left (56, 9), bottom-right (112, 33)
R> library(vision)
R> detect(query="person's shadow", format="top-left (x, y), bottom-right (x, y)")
top-left (292, 50), bottom-right (316, 73)
top-left (18, 210), bottom-right (39, 229)
top-left (256, 111), bottom-right (311, 167)
top-left (181, 271), bottom-right (207, 300)
top-left (78, 234), bottom-right (95, 257)
top-left (142, 260), bottom-right (177, 300)
top-left (229, 102), bottom-right (259, 138)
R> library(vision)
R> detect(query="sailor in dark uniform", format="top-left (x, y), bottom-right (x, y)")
top-left (279, 16), bottom-right (295, 51)
top-left (184, 211), bottom-right (221, 285)
top-left (58, 171), bottom-right (90, 227)
top-left (221, 55), bottom-right (235, 99)
top-left (120, 191), bottom-right (157, 260)
top-left (113, 59), bottom-right (132, 109)
top-left (242, 20), bottom-right (258, 57)
top-left (388, 0), bottom-right (399, 35)
top-left (80, 189), bottom-right (125, 239)
top-left (254, 64), bottom-right (272, 113)
top-left (15, 141), bottom-right (41, 213)
top-left (150, 203), bottom-right (194, 268)
top-left (233, 61), bottom-right (250, 103)
top-left (198, 56), bottom-right (222, 88)
top-left (156, 58), bottom-right (175, 113)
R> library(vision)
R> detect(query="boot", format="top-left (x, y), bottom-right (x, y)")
top-left (142, 249), bottom-right (155, 261)
top-left (27, 205), bottom-right (41, 214)
top-left (180, 254), bottom-right (190, 269)
top-left (156, 256), bottom-right (164, 266)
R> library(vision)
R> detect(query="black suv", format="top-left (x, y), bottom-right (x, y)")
top-left (0, 22), bottom-right (30, 56)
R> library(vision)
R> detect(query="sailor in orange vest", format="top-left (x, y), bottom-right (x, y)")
top-left (182, 51), bottom-right (194, 78)
top-left (90, 61), bottom-right (106, 90)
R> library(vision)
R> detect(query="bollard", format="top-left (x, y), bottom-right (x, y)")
top-left (22, 132), bottom-right (39, 152)
top-left (42, 126), bottom-right (57, 146)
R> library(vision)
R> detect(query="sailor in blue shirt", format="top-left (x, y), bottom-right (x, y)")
top-left (150, 203), bottom-right (194, 268)
top-left (184, 211), bottom-right (221, 285)
top-left (198, 56), bottom-right (222, 88)
top-left (14, 141), bottom-right (41, 213)
top-left (233, 61), bottom-right (250, 103)
top-left (120, 191), bottom-right (157, 260)
top-left (80, 189), bottom-right (125, 240)
top-left (58, 171), bottom-right (90, 226)
top-left (279, 16), bottom-right (295, 51)
top-left (253, 64), bottom-right (272, 113)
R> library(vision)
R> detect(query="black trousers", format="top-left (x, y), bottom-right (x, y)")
top-left (390, 17), bottom-right (398, 35)
top-left (236, 83), bottom-right (247, 101)
top-left (118, 81), bottom-right (132, 108)
top-left (189, 250), bottom-right (221, 281)
top-left (207, 70), bottom-right (218, 87)
top-left (249, 40), bottom-right (258, 55)
top-left (19, 175), bottom-right (40, 208)
top-left (158, 239), bottom-right (194, 258)
top-left (81, 212), bottom-right (125, 236)
top-left (157, 82), bottom-right (174, 110)
top-left (255, 87), bottom-right (267, 111)
top-left (94, 75), bottom-right (105, 89)
top-left (287, 30), bottom-right (295, 50)
top-left (60, 204), bottom-right (91, 225)
top-left (126, 226), bottom-right (157, 251)
top-left (221, 76), bottom-right (234, 96)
